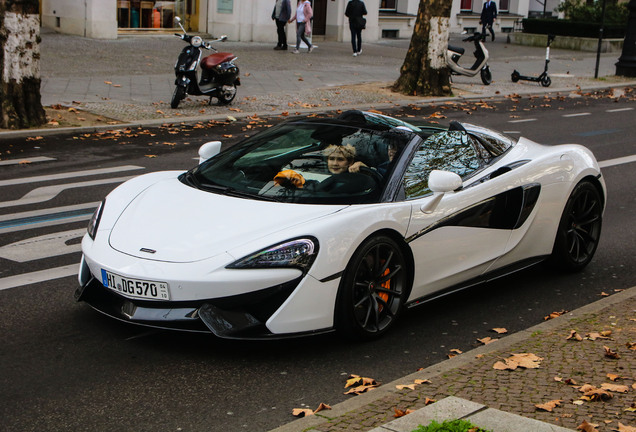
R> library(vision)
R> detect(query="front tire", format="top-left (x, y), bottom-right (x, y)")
top-left (336, 235), bottom-right (409, 340)
top-left (217, 84), bottom-right (237, 105)
top-left (541, 75), bottom-right (552, 87)
top-left (480, 66), bottom-right (492, 85)
top-left (171, 85), bottom-right (186, 109)
top-left (549, 181), bottom-right (603, 272)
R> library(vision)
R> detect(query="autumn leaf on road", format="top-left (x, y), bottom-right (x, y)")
top-left (545, 310), bottom-right (568, 320)
top-left (396, 384), bottom-right (416, 391)
top-left (567, 330), bottom-right (583, 341)
top-left (292, 408), bottom-right (314, 417)
top-left (493, 353), bottom-right (543, 371)
top-left (344, 374), bottom-right (380, 395)
top-left (601, 383), bottom-right (630, 393)
top-left (393, 407), bottom-right (414, 418)
top-left (616, 423), bottom-right (636, 432)
top-left (491, 328), bottom-right (508, 334)
top-left (535, 399), bottom-right (562, 412)
top-left (314, 403), bottom-right (331, 413)
top-left (477, 337), bottom-right (496, 345)
top-left (578, 384), bottom-right (613, 401)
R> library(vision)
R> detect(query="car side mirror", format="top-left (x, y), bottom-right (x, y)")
top-left (428, 170), bottom-right (462, 193)
top-left (198, 141), bottom-right (222, 164)
top-left (420, 170), bottom-right (462, 214)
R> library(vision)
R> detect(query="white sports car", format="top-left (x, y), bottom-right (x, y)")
top-left (77, 110), bottom-right (605, 340)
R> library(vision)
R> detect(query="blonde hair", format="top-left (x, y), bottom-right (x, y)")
top-left (323, 144), bottom-right (356, 162)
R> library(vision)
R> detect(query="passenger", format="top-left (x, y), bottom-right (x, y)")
top-left (349, 142), bottom-right (397, 176)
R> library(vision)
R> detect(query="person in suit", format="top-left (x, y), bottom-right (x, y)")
top-left (480, 0), bottom-right (497, 41)
top-left (272, 0), bottom-right (292, 50)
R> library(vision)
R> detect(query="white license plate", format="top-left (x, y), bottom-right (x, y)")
top-left (101, 269), bottom-right (170, 300)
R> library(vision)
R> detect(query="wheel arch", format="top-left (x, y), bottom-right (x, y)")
top-left (581, 174), bottom-right (606, 210)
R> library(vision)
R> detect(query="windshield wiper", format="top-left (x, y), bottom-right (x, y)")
top-left (199, 182), bottom-right (281, 202)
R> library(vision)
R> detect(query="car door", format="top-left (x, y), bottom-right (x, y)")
top-left (402, 130), bottom-right (522, 302)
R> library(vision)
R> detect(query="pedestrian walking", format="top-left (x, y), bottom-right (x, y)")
top-left (345, 0), bottom-right (367, 57)
top-left (480, 0), bottom-right (497, 41)
top-left (289, 0), bottom-right (315, 54)
top-left (272, 0), bottom-right (292, 50)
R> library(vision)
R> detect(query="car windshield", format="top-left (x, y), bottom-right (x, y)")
top-left (182, 121), bottom-right (412, 204)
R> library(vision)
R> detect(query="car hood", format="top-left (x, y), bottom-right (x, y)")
top-left (108, 177), bottom-right (346, 263)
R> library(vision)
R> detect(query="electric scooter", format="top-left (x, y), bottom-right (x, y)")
top-left (446, 32), bottom-right (492, 86)
top-left (511, 34), bottom-right (555, 87)
top-left (171, 16), bottom-right (241, 109)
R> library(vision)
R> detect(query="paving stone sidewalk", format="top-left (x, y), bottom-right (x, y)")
top-left (273, 288), bottom-right (636, 432)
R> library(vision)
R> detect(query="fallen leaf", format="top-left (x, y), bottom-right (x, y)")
top-left (423, 397), bottom-right (436, 405)
top-left (604, 346), bottom-right (621, 359)
top-left (536, 399), bottom-right (562, 412)
top-left (314, 403), bottom-right (331, 413)
top-left (393, 407), bottom-right (414, 418)
top-left (601, 383), bottom-right (629, 393)
top-left (414, 379), bottom-right (431, 385)
top-left (616, 423), bottom-right (636, 432)
top-left (292, 408), bottom-right (314, 417)
top-left (478, 337), bottom-right (496, 345)
top-left (577, 420), bottom-right (599, 432)
top-left (396, 384), bottom-right (416, 390)
top-left (587, 332), bottom-right (611, 340)
top-left (567, 330), bottom-right (583, 341)
top-left (492, 328), bottom-right (508, 334)
top-left (450, 348), bottom-right (463, 355)
top-left (545, 310), bottom-right (567, 320)
top-left (607, 373), bottom-right (621, 381)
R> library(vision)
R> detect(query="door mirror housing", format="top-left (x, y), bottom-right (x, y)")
top-left (198, 141), bottom-right (222, 164)
top-left (428, 170), bottom-right (463, 193)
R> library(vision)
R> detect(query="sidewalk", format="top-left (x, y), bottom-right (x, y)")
top-left (30, 28), bottom-right (636, 135)
top-left (272, 287), bottom-right (636, 432)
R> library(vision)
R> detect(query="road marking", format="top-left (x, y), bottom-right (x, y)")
top-left (0, 165), bottom-right (143, 187)
top-left (508, 119), bottom-right (537, 123)
top-left (0, 228), bottom-right (85, 262)
top-left (576, 129), bottom-right (620, 137)
top-left (606, 107), bottom-right (633, 113)
top-left (599, 154), bottom-right (636, 168)
top-left (0, 264), bottom-right (79, 291)
top-left (0, 176), bottom-right (133, 209)
top-left (0, 156), bottom-right (57, 166)
top-left (562, 112), bottom-right (591, 117)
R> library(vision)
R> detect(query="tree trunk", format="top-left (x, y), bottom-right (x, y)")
top-left (392, 0), bottom-right (452, 97)
top-left (0, 0), bottom-right (46, 129)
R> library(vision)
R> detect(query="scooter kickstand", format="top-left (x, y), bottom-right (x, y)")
top-left (208, 96), bottom-right (213, 106)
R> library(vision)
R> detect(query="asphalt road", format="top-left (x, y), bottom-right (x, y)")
top-left (0, 90), bottom-right (634, 432)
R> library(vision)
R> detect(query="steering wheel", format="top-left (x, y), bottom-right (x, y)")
top-left (316, 172), bottom-right (376, 194)
top-left (357, 166), bottom-right (383, 186)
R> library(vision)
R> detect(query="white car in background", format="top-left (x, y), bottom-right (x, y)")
top-left (76, 110), bottom-right (605, 340)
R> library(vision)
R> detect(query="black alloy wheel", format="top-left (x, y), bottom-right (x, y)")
top-left (541, 75), bottom-right (552, 87)
top-left (171, 85), bottom-right (186, 109)
top-left (217, 84), bottom-right (237, 105)
top-left (336, 235), bottom-right (409, 340)
top-left (550, 181), bottom-right (603, 271)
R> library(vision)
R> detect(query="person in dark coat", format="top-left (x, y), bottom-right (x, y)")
top-left (480, 0), bottom-right (497, 41)
top-left (272, 0), bottom-right (292, 50)
top-left (345, 0), bottom-right (367, 57)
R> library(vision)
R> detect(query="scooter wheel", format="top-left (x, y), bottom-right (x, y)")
top-left (480, 67), bottom-right (492, 86)
top-left (541, 76), bottom-right (552, 87)
top-left (171, 86), bottom-right (186, 109)
top-left (511, 71), bottom-right (520, 83)
top-left (216, 84), bottom-right (237, 105)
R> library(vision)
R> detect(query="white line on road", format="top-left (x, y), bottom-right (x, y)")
top-left (0, 264), bottom-right (79, 291)
top-left (562, 113), bottom-right (591, 118)
top-left (0, 176), bottom-right (133, 209)
top-left (0, 156), bottom-right (57, 166)
top-left (508, 119), bottom-right (537, 123)
top-left (599, 154), bottom-right (636, 168)
top-left (0, 228), bottom-right (85, 262)
top-left (606, 108), bottom-right (634, 113)
top-left (0, 165), bottom-right (143, 187)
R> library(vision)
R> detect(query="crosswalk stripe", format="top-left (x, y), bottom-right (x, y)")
top-left (0, 264), bottom-right (79, 291)
top-left (0, 165), bottom-right (143, 187)
top-left (0, 156), bottom-right (57, 166)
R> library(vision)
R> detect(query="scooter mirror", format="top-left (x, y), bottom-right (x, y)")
top-left (220, 35), bottom-right (228, 42)
top-left (174, 16), bottom-right (181, 24)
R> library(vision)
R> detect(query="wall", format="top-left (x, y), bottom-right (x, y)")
top-left (42, 0), bottom-right (116, 39)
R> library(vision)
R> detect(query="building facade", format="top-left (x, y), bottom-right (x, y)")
top-left (42, 0), bottom-right (567, 41)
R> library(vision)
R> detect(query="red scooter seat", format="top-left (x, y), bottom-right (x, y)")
top-left (201, 53), bottom-right (236, 69)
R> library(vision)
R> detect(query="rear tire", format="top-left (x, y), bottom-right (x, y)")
top-left (480, 66), bottom-right (492, 85)
top-left (171, 86), bottom-right (186, 109)
top-left (217, 84), bottom-right (237, 105)
top-left (549, 181), bottom-right (603, 272)
top-left (335, 235), bottom-right (409, 341)
top-left (511, 70), bottom-right (520, 83)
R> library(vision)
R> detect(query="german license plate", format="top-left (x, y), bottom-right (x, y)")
top-left (101, 269), bottom-right (170, 300)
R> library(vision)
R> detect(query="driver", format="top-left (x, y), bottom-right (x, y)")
top-left (349, 142), bottom-right (397, 176)
top-left (324, 144), bottom-right (356, 174)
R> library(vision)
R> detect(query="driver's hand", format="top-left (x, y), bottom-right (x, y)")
top-left (348, 161), bottom-right (367, 173)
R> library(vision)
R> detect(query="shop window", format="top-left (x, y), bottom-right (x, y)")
top-left (116, 1), bottom-right (183, 29)
top-left (499, 0), bottom-right (509, 12)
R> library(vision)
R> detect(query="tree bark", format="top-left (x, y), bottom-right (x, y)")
top-left (392, 0), bottom-right (452, 97)
top-left (0, 0), bottom-right (46, 129)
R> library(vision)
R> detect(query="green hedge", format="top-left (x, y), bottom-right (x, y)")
top-left (522, 18), bottom-right (626, 39)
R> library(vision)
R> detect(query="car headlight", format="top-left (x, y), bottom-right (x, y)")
top-left (87, 199), bottom-right (105, 240)
top-left (227, 237), bottom-right (318, 272)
